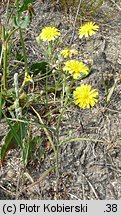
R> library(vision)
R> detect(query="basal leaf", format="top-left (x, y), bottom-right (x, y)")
top-left (0, 119), bottom-right (27, 163)
top-left (0, 122), bottom-right (21, 162)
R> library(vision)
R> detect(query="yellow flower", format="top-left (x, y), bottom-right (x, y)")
top-left (60, 48), bottom-right (78, 58)
top-left (63, 60), bottom-right (89, 79)
top-left (79, 22), bottom-right (99, 38)
top-left (73, 84), bottom-right (98, 109)
top-left (25, 74), bottom-right (33, 82)
top-left (37, 26), bottom-right (61, 42)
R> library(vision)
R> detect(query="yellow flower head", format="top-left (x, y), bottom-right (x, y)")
top-left (63, 60), bottom-right (89, 79)
top-left (25, 74), bottom-right (33, 82)
top-left (79, 22), bottom-right (99, 38)
top-left (60, 48), bottom-right (78, 58)
top-left (73, 84), bottom-right (98, 109)
top-left (37, 26), bottom-right (61, 42)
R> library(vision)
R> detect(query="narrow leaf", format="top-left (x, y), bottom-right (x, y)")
top-left (0, 122), bottom-right (21, 162)
top-left (106, 82), bottom-right (116, 103)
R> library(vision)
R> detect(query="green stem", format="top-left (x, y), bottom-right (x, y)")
top-left (19, 28), bottom-right (29, 77)
top-left (55, 99), bottom-right (69, 178)
top-left (48, 41), bottom-right (52, 62)
top-left (15, 0), bottom-right (20, 16)
top-left (2, 26), bottom-right (7, 90)
top-left (6, 27), bottom-right (19, 43)
top-left (19, 28), bottom-right (29, 93)
top-left (56, 109), bottom-right (65, 177)
top-left (53, 72), bottom-right (57, 102)
top-left (3, 41), bottom-right (7, 90)
top-left (89, 37), bottom-right (93, 63)
top-left (5, 0), bottom-right (10, 26)
top-left (45, 73), bottom-right (48, 109)
top-left (2, 27), bottom-right (20, 91)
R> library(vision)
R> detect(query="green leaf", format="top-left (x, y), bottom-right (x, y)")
top-left (15, 48), bottom-right (24, 61)
top-left (13, 15), bottom-right (30, 29)
top-left (13, 16), bottom-right (19, 28)
top-left (0, 122), bottom-right (21, 162)
top-left (30, 62), bottom-right (49, 75)
top-left (22, 140), bottom-right (30, 167)
top-left (0, 112), bottom-right (28, 163)
top-left (18, 0), bottom-right (35, 13)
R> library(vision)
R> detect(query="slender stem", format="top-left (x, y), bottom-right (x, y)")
top-left (19, 28), bottom-right (29, 77)
top-left (2, 25), bottom-right (7, 90)
top-left (55, 97), bottom-right (69, 179)
top-left (70, 0), bottom-right (82, 45)
top-left (5, 0), bottom-right (10, 26)
top-left (59, 137), bottom-right (107, 146)
top-left (55, 72), bottom-right (71, 178)
top-left (56, 109), bottom-right (65, 176)
top-left (45, 73), bottom-right (48, 109)
top-left (15, 1), bottom-right (29, 93)
top-left (48, 41), bottom-right (52, 62)
top-left (89, 37), bottom-right (94, 63)
top-left (1, 28), bottom-right (19, 91)
top-left (15, 0), bottom-right (20, 16)
top-left (6, 27), bottom-right (19, 43)
top-left (3, 41), bottom-right (7, 90)
top-left (0, 91), bottom-right (2, 121)
top-left (54, 105), bottom-right (68, 194)
top-left (19, 28), bottom-right (29, 93)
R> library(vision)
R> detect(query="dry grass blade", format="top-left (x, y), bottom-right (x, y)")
top-left (18, 166), bottom-right (54, 195)
top-left (59, 137), bottom-right (109, 146)
top-left (69, 0), bottom-right (82, 45)
top-left (109, 0), bottom-right (121, 11)
top-left (0, 184), bottom-right (16, 197)
top-left (81, 172), bottom-right (99, 200)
